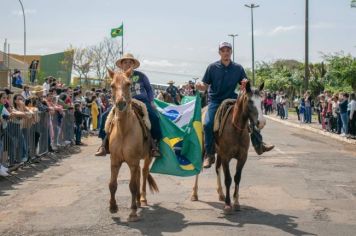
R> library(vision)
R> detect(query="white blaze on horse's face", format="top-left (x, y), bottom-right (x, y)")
top-left (251, 92), bottom-right (266, 130)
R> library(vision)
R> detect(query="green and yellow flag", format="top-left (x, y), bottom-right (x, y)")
top-left (111, 24), bottom-right (123, 38)
top-left (150, 95), bottom-right (203, 177)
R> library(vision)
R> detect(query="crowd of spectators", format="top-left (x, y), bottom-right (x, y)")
top-left (263, 90), bottom-right (356, 139)
top-left (0, 76), bottom-right (112, 177)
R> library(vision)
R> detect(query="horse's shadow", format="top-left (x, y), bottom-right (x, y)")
top-left (112, 204), bottom-right (188, 236)
top-left (199, 201), bottom-right (316, 236)
top-left (112, 202), bottom-right (315, 236)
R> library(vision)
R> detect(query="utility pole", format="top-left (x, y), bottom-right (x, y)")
top-left (245, 3), bottom-right (259, 86)
top-left (228, 34), bottom-right (238, 62)
top-left (304, 0), bottom-right (309, 92)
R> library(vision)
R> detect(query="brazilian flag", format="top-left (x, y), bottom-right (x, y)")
top-left (150, 95), bottom-right (203, 177)
top-left (111, 24), bottom-right (123, 38)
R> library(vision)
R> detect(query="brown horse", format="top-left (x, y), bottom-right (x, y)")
top-left (157, 91), bottom-right (182, 104)
top-left (107, 68), bottom-right (159, 222)
top-left (191, 81), bottom-right (265, 213)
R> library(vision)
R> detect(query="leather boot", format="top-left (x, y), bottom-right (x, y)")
top-left (151, 139), bottom-right (161, 157)
top-left (203, 153), bottom-right (215, 168)
top-left (95, 136), bottom-right (109, 156)
top-left (254, 142), bottom-right (275, 155)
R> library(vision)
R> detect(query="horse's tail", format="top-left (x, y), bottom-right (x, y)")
top-left (147, 173), bottom-right (159, 193)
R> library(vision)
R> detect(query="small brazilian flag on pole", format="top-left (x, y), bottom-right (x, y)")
top-left (111, 24), bottom-right (123, 38)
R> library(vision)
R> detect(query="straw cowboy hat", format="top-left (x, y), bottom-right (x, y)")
top-left (31, 85), bottom-right (46, 94)
top-left (167, 80), bottom-right (175, 84)
top-left (115, 53), bottom-right (140, 69)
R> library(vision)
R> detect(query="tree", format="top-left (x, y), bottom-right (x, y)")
top-left (71, 46), bottom-right (94, 86)
top-left (322, 52), bottom-right (356, 92)
top-left (90, 38), bottom-right (122, 88)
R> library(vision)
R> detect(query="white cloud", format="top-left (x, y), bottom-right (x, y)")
top-left (142, 59), bottom-right (174, 67)
top-left (11, 9), bottom-right (37, 16)
top-left (269, 25), bottom-right (302, 35)
top-left (253, 22), bottom-right (335, 37)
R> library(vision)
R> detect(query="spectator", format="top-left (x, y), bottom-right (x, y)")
top-left (91, 95), bottom-right (99, 131)
top-left (21, 85), bottom-right (32, 100)
top-left (349, 93), bottom-right (356, 138)
top-left (0, 92), bottom-right (10, 176)
top-left (293, 96), bottom-right (300, 120)
top-left (74, 103), bottom-right (89, 146)
top-left (304, 91), bottom-right (312, 123)
top-left (339, 93), bottom-right (349, 137)
top-left (12, 94), bottom-right (32, 163)
top-left (299, 98), bottom-right (305, 123)
top-left (13, 70), bottom-right (24, 88)
top-left (42, 77), bottom-right (51, 96)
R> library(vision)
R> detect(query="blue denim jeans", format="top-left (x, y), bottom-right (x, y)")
top-left (340, 112), bottom-right (349, 134)
top-left (203, 102), bottom-right (220, 155)
top-left (99, 107), bottom-right (111, 140)
top-left (144, 101), bottom-right (162, 141)
top-left (305, 106), bottom-right (312, 123)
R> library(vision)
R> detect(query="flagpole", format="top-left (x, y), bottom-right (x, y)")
top-left (121, 22), bottom-right (124, 58)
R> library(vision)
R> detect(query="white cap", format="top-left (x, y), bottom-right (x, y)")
top-left (219, 42), bottom-right (232, 50)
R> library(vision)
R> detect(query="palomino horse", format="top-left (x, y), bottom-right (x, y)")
top-left (107, 68), bottom-right (159, 222)
top-left (191, 81), bottom-right (266, 213)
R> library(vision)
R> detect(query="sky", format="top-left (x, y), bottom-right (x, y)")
top-left (1, 0), bottom-right (356, 84)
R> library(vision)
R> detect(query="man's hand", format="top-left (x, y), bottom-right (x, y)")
top-left (240, 79), bottom-right (249, 92)
top-left (196, 82), bottom-right (208, 91)
top-left (151, 102), bottom-right (157, 110)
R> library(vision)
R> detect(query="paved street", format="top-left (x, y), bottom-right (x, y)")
top-left (1, 119), bottom-right (356, 236)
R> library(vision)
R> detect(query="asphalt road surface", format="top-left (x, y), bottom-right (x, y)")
top-left (1, 119), bottom-right (356, 236)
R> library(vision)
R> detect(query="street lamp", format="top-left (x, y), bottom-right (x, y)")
top-left (228, 34), bottom-right (238, 62)
top-left (304, 0), bottom-right (309, 92)
top-left (18, 0), bottom-right (26, 65)
top-left (245, 3), bottom-right (259, 86)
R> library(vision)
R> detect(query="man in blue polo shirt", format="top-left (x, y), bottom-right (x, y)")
top-left (201, 42), bottom-right (274, 168)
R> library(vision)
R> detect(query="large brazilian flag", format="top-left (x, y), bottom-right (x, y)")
top-left (150, 95), bottom-right (202, 177)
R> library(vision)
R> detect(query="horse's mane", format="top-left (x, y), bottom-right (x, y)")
top-left (232, 92), bottom-right (249, 129)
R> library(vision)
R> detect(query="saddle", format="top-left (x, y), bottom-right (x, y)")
top-left (104, 99), bottom-right (151, 139)
top-left (213, 99), bottom-right (236, 138)
top-left (131, 100), bottom-right (151, 139)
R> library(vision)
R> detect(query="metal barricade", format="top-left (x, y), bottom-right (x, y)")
top-left (62, 109), bottom-right (75, 144)
top-left (38, 112), bottom-right (49, 156)
top-left (0, 111), bottom-right (51, 169)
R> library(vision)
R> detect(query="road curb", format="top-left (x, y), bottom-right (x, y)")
top-left (265, 115), bottom-right (356, 145)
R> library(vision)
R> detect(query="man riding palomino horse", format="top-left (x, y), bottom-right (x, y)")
top-left (95, 53), bottom-right (162, 156)
top-left (200, 42), bottom-right (274, 168)
top-left (165, 80), bottom-right (181, 105)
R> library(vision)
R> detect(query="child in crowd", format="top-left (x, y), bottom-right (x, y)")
top-left (74, 103), bottom-right (89, 146)
top-left (299, 98), bottom-right (305, 123)
top-left (0, 92), bottom-right (10, 176)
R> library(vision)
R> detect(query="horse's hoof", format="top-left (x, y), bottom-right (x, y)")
top-left (223, 205), bottom-right (233, 215)
top-left (190, 195), bottom-right (198, 201)
top-left (110, 205), bottom-right (118, 213)
top-left (140, 200), bottom-right (148, 207)
top-left (137, 201), bottom-right (142, 208)
top-left (233, 204), bottom-right (241, 211)
top-left (219, 195), bottom-right (225, 202)
top-left (128, 214), bottom-right (140, 222)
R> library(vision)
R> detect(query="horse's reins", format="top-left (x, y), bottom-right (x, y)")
top-left (233, 79), bottom-right (258, 132)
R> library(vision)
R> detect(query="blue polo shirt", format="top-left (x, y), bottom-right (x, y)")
top-left (202, 60), bottom-right (247, 103)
